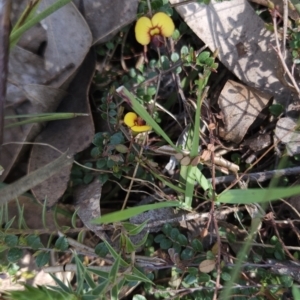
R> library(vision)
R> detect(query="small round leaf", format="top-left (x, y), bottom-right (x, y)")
top-left (7, 248), bottom-right (23, 263)
top-left (55, 236), bottom-right (69, 251)
top-left (36, 251), bottom-right (50, 267)
top-left (160, 238), bottom-right (173, 249)
top-left (5, 235), bottom-right (18, 247)
top-left (191, 239), bottom-right (203, 253)
top-left (199, 259), bottom-right (216, 273)
top-left (95, 242), bottom-right (109, 257)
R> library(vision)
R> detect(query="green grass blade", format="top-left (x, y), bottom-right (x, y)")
top-left (11, 0), bottom-right (41, 35)
top-left (10, 0), bottom-right (72, 48)
top-left (91, 201), bottom-right (181, 224)
top-left (103, 240), bottom-right (128, 268)
top-left (5, 113), bottom-right (88, 128)
top-left (147, 167), bottom-right (185, 194)
top-left (184, 76), bottom-right (211, 207)
top-left (109, 255), bottom-right (121, 284)
top-left (217, 185), bottom-right (300, 204)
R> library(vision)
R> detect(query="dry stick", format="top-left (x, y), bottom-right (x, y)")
top-left (120, 28), bottom-right (130, 73)
top-left (0, 151), bottom-right (73, 203)
top-left (121, 135), bottom-right (147, 210)
top-left (273, 9), bottom-right (300, 96)
top-left (0, 1), bottom-right (11, 146)
top-left (269, 215), bottom-right (296, 261)
top-left (208, 112), bottom-right (221, 300)
top-left (146, 0), bottom-right (152, 16)
top-left (221, 138), bottom-right (280, 193)
top-left (282, 0), bottom-right (288, 58)
top-left (210, 166), bottom-right (300, 185)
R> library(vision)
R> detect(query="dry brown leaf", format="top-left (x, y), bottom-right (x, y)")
top-left (170, 0), bottom-right (291, 104)
top-left (38, 0), bottom-right (92, 81)
top-left (79, 0), bottom-right (139, 44)
top-left (275, 117), bottom-right (300, 156)
top-left (74, 179), bottom-right (108, 240)
top-left (28, 50), bottom-right (96, 207)
top-left (2, 2), bottom-right (92, 179)
top-left (180, 156), bottom-right (191, 166)
top-left (218, 80), bottom-right (271, 143)
top-left (0, 152), bottom-right (73, 204)
top-left (199, 259), bottom-right (216, 273)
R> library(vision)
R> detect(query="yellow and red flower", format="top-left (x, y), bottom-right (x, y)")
top-left (135, 12), bottom-right (175, 46)
top-left (124, 112), bottom-right (152, 133)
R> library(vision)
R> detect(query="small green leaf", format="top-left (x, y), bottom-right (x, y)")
top-left (181, 248), bottom-right (194, 260)
top-left (176, 234), bottom-right (188, 246)
top-left (183, 273), bottom-right (197, 285)
top-left (83, 173), bottom-right (94, 184)
top-left (26, 235), bottom-right (43, 250)
top-left (5, 235), bottom-right (18, 247)
top-left (98, 174), bottom-right (109, 184)
top-left (226, 231), bottom-right (236, 243)
top-left (95, 242), bottom-right (109, 257)
top-left (204, 57), bottom-right (214, 67)
top-left (197, 51), bottom-right (210, 64)
top-left (93, 132), bottom-right (107, 147)
top-left (91, 147), bottom-right (101, 158)
top-left (172, 29), bottom-right (180, 40)
top-left (187, 267), bottom-right (198, 275)
top-left (122, 235), bottom-right (136, 253)
top-left (133, 295), bottom-right (147, 300)
top-left (110, 132), bottom-right (124, 145)
top-left (171, 52), bottom-right (180, 62)
top-left (106, 42), bottom-right (114, 50)
top-left (172, 243), bottom-right (181, 255)
top-left (280, 275), bottom-right (293, 288)
top-left (269, 104), bottom-right (284, 117)
top-left (154, 234), bottom-right (166, 243)
top-left (108, 110), bottom-right (117, 117)
top-left (35, 251), bottom-right (50, 267)
top-left (198, 273), bottom-right (211, 282)
top-left (181, 45), bottom-right (189, 56)
top-left (115, 144), bottom-right (129, 153)
top-left (206, 250), bottom-right (215, 260)
top-left (55, 236), bottom-right (69, 251)
top-left (147, 86), bottom-right (157, 96)
top-left (160, 238), bottom-right (173, 249)
top-left (7, 248), bottom-right (23, 263)
top-left (127, 220), bottom-right (148, 236)
top-left (191, 239), bottom-right (203, 253)
top-left (162, 223), bottom-right (172, 236)
top-left (221, 272), bottom-right (231, 281)
top-left (170, 228), bottom-right (180, 240)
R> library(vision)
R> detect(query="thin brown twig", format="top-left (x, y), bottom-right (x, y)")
top-left (268, 213), bottom-right (296, 261)
top-left (272, 8), bottom-right (300, 96)
top-left (210, 166), bottom-right (300, 185)
top-left (208, 106), bottom-right (221, 300)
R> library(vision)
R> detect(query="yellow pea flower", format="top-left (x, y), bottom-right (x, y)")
top-left (135, 12), bottom-right (175, 46)
top-left (124, 112), bottom-right (152, 133)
